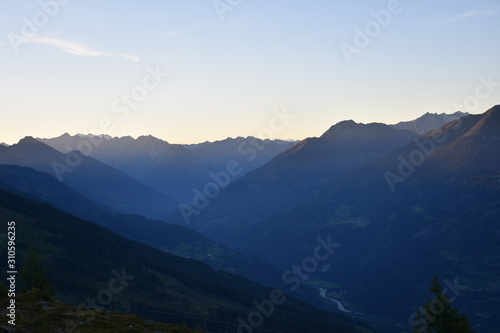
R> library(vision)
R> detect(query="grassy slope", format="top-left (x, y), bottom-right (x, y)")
top-left (0, 291), bottom-right (200, 333)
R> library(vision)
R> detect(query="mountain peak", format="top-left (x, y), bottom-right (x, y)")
top-left (336, 119), bottom-right (357, 126)
top-left (452, 110), bottom-right (469, 117)
top-left (320, 120), bottom-right (397, 141)
top-left (486, 104), bottom-right (500, 113)
top-left (76, 133), bottom-right (112, 140)
top-left (464, 105), bottom-right (500, 138)
top-left (391, 111), bottom-right (469, 134)
top-left (137, 134), bottom-right (156, 140)
top-left (320, 120), bottom-right (359, 138)
top-left (50, 132), bottom-right (72, 140)
top-left (13, 137), bottom-right (70, 157)
top-left (17, 136), bottom-right (43, 146)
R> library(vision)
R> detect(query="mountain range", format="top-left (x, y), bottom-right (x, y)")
top-left (1, 108), bottom-right (498, 332)
top-left (185, 136), bottom-right (297, 179)
top-left (39, 134), bottom-right (296, 203)
top-left (176, 120), bottom-right (419, 231)
top-left (0, 164), bottom-right (288, 290)
top-left (390, 110), bottom-right (469, 134)
top-left (0, 137), bottom-right (177, 219)
top-left (167, 106), bottom-right (500, 331)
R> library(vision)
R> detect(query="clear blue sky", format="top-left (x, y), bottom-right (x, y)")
top-left (1, 0), bottom-right (499, 144)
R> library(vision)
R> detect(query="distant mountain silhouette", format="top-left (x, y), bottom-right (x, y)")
top-left (40, 134), bottom-right (295, 202)
top-left (0, 137), bottom-right (177, 218)
top-left (39, 134), bottom-right (210, 202)
top-left (391, 111), bottom-right (468, 134)
top-left (185, 136), bottom-right (297, 178)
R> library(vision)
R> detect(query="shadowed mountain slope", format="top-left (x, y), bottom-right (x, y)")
top-left (0, 189), bottom-right (374, 333)
top-left (0, 137), bottom-right (177, 219)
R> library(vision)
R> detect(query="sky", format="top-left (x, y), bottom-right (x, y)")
top-left (1, 0), bottom-right (499, 145)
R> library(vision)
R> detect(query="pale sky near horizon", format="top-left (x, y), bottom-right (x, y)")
top-left (1, 0), bottom-right (499, 145)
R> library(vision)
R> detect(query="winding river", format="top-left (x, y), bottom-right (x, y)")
top-left (317, 288), bottom-right (351, 313)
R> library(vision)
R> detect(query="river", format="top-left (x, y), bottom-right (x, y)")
top-left (317, 288), bottom-right (351, 313)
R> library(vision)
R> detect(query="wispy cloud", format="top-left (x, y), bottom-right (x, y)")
top-left (440, 9), bottom-right (497, 24)
top-left (28, 37), bottom-right (139, 61)
top-left (163, 30), bottom-right (179, 37)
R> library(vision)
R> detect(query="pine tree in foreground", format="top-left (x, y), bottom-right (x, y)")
top-left (21, 245), bottom-right (55, 302)
top-left (413, 276), bottom-right (475, 333)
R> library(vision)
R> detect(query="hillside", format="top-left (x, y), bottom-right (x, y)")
top-left (0, 164), bottom-right (113, 217)
top-left (0, 291), bottom-right (199, 333)
top-left (0, 189), bottom-right (374, 333)
top-left (0, 164), bottom-right (287, 289)
top-left (0, 137), bottom-right (177, 219)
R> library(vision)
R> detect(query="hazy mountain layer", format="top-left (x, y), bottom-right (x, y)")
top-left (173, 121), bottom-right (419, 230)
top-left (0, 137), bottom-right (177, 218)
top-left (0, 164), bottom-right (287, 289)
top-left (391, 111), bottom-right (469, 134)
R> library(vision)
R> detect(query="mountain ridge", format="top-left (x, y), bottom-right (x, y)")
top-left (390, 110), bottom-right (469, 134)
top-left (39, 134), bottom-right (296, 202)
top-left (177, 120), bottom-right (419, 232)
top-left (0, 137), bottom-right (177, 219)
top-left (0, 164), bottom-right (290, 290)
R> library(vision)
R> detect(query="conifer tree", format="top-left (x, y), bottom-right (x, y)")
top-left (21, 245), bottom-right (55, 301)
top-left (413, 276), bottom-right (475, 333)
